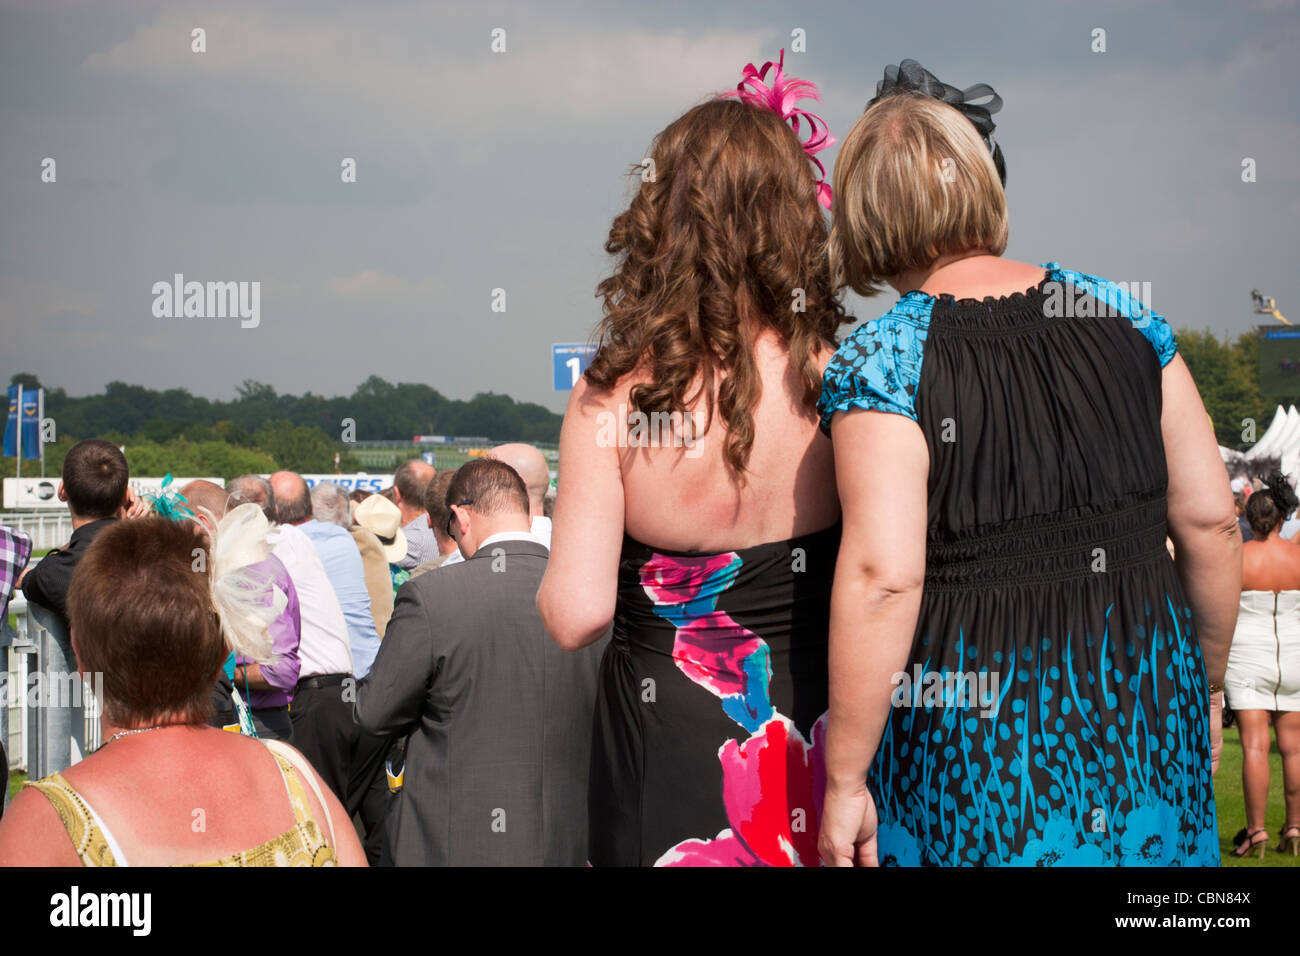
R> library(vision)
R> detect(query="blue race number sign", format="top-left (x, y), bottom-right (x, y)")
top-left (552, 343), bottom-right (598, 391)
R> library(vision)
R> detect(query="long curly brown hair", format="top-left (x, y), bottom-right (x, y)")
top-left (586, 97), bottom-right (848, 478)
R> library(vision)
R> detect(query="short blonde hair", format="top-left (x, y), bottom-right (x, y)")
top-left (830, 93), bottom-right (1008, 297)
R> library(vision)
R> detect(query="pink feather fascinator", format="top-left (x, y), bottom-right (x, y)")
top-left (721, 50), bottom-right (835, 208)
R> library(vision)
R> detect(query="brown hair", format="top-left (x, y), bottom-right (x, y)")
top-left (585, 97), bottom-right (847, 477)
top-left (62, 439), bottom-right (129, 519)
top-left (424, 469), bottom-right (459, 543)
top-left (446, 459), bottom-right (528, 521)
top-left (67, 517), bottom-right (225, 726)
top-left (1247, 490), bottom-right (1284, 539)
top-left (830, 93), bottom-right (1008, 297)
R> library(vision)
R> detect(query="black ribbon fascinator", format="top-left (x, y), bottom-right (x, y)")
top-left (867, 59), bottom-right (1006, 186)
top-left (1265, 469), bottom-right (1300, 518)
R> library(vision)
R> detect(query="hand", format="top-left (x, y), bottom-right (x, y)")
top-left (1209, 690), bottom-right (1223, 776)
top-left (122, 489), bottom-right (151, 519)
top-left (818, 783), bottom-right (878, 867)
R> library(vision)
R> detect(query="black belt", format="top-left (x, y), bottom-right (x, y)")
top-left (295, 672), bottom-right (350, 692)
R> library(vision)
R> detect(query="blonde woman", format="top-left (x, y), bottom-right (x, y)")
top-left (816, 61), bottom-right (1240, 867)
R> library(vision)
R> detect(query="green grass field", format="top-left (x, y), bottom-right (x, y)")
top-left (1216, 725), bottom-right (1298, 867)
top-left (351, 446), bottom-right (479, 471)
top-left (350, 445), bottom-right (558, 473)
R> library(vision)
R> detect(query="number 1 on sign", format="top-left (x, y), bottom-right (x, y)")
top-left (552, 343), bottom-right (596, 391)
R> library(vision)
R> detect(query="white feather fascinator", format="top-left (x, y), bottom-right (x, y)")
top-left (208, 502), bottom-right (287, 664)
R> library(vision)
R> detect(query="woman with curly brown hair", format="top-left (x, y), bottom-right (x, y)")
top-left (538, 53), bottom-right (849, 866)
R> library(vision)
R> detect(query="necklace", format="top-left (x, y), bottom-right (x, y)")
top-left (104, 724), bottom-right (184, 745)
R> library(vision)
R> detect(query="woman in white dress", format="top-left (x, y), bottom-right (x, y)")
top-left (1227, 475), bottom-right (1300, 857)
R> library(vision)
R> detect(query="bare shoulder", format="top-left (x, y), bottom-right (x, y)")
top-left (0, 784), bottom-right (82, 866)
top-left (814, 340), bottom-right (838, 374)
top-left (569, 366), bottom-right (618, 406)
top-left (920, 256), bottom-right (1047, 300)
top-left (567, 367), bottom-right (641, 420)
top-left (564, 369), bottom-right (644, 464)
top-left (751, 329), bottom-right (835, 399)
top-left (986, 257), bottom-right (1052, 286)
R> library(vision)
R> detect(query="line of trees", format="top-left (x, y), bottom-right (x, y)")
top-left (1176, 329), bottom-right (1298, 451)
top-left (2, 331), bottom-right (1287, 482)
top-left (3, 374), bottom-right (563, 480)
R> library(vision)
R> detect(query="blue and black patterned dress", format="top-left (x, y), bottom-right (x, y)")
top-left (817, 263), bottom-right (1218, 866)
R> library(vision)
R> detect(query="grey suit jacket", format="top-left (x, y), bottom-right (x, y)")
top-left (355, 537), bottom-right (604, 866)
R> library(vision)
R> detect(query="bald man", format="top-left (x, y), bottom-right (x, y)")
top-left (486, 443), bottom-right (552, 549)
top-left (178, 479), bottom-right (232, 526)
top-left (263, 471), bottom-right (355, 802)
top-left (391, 458), bottom-right (438, 569)
top-left (179, 480), bottom-right (302, 742)
top-left (272, 473), bottom-right (380, 679)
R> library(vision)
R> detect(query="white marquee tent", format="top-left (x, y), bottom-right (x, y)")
top-left (1224, 403), bottom-right (1300, 478)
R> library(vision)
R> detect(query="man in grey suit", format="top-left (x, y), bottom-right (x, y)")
top-left (355, 458), bottom-right (603, 865)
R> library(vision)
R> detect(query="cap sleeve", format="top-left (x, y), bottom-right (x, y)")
top-left (818, 295), bottom-right (933, 434)
top-left (1048, 265), bottom-right (1177, 367)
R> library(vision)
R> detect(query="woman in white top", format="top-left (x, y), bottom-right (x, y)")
top-left (1227, 476), bottom-right (1300, 857)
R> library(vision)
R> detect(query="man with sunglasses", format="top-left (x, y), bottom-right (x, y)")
top-left (354, 459), bottom-right (603, 865)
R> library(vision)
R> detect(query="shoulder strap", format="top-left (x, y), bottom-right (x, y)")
top-left (262, 739), bottom-right (337, 848)
top-left (24, 773), bottom-right (121, 866)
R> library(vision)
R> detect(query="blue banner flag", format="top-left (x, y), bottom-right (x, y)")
top-left (2, 386), bottom-right (18, 457)
top-left (3, 386), bottom-right (41, 459)
top-left (21, 389), bottom-right (40, 460)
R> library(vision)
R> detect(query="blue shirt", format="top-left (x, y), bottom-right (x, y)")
top-left (299, 519), bottom-right (382, 680)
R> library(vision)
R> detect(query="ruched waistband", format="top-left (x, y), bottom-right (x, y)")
top-left (925, 495), bottom-right (1169, 591)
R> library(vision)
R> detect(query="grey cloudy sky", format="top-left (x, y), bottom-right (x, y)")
top-left (1, 0), bottom-right (1297, 418)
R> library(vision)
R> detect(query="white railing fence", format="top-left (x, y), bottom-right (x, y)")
top-left (3, 594), bottom-right (102, 804)
top-left (0, 512), bottom-right (74, 552)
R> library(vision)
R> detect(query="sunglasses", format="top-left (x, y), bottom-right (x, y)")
top-left (446, 500), bottom-right (474, 539)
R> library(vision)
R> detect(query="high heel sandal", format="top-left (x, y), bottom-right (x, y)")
top-left (1277, 825), bottom-right (1300, 856)
top-left (1230, 827), bottom-right (1269, 859)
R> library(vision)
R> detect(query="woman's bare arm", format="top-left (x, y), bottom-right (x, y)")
top-left (1162, 354), bottom-right (1240, 772)
top-left (820, 409), bottom-right (929, 865)
top-left (537, 377), bottom-right (625, 650)
top-left (1162, 353), bottom-right (1241, 684)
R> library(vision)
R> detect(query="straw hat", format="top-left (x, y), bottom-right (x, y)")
top-left (354, 493), bottom-right (409, 563)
